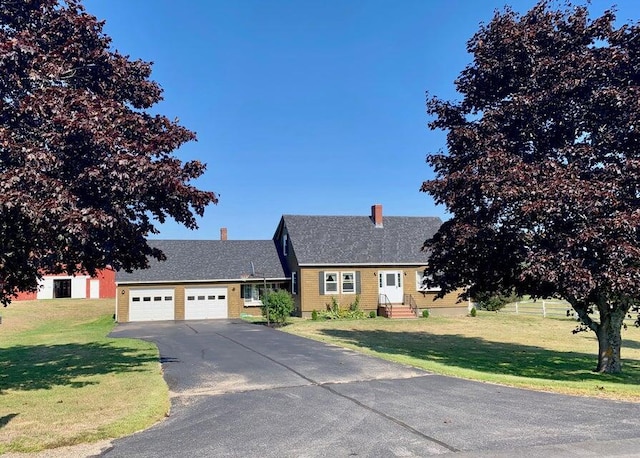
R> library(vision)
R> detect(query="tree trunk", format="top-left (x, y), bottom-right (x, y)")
top-left (594, 307), bottom-right (626, 374)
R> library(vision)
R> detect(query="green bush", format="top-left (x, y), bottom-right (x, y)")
top-left (474, 290), bottom-right (519, 311)
top-left (369, 310), bottom-right (377, 319)
top-left (311, 309), bottom-right (319, 321)
top-left (470, 307), bottom-right (477, 317)
top-left (320, 296), bottom-right (366, 320)
top-left (422, 309), bottom-right (430, 318)
top-left (261, 290), bottom-right (294, 326)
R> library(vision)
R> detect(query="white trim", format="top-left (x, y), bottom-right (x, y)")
top-left (341, 271), bottom-right (356, 294)
top-left (117, 277), bottom-right (289, 286)
top-left (299, 262), bottom-right (426, 267)
top-left (324, 271), bottom-right (339, 294)
top-left (416, 271), bottom-right (441, 292)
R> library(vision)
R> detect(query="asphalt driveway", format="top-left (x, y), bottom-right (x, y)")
top-left (99, 319), bottom-right (640, 457)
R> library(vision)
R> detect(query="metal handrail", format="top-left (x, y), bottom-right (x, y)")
top-left (404, 294), bottom-right (419, 317)
top-left (378, 294), bottom-right (392, 317)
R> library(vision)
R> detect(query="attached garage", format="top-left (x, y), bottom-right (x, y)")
top-left (185, 287), bottom-right (228, 319)
top-left (129, 288), bottom-right (175, 322)
top-left (115, 240), bottom-right (288, 323)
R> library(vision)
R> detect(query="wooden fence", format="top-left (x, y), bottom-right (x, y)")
top-left (501, 300), bottom-right (573, 318)
top-left (501, 300), bottom-right (639, 326)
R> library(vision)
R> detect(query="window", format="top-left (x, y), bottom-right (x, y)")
top-left (292, 272), bottom-right (298, 295)
top-left (143, 297), bottom-right (151, 302)
top-left (187, 295), bottom-right (195, 301)
top-left (320, 271), bottom-right (359, 295)
top-left (197, 295), bottom-right (205, 300)
top-left (154, 296), bottom-right (162, 301)
top-left (208, 295), bottom-right (215, 300)
top-left (324, 272), bottom-right (338, 293)
top-left (242, 283), bottom-right (280, 306)
top-left (416, 271), bottom-right (441, 292)
top-left (282, 232), bottom-right (288, 256)
top-left (342, 272), bottom-right (355, 293)
top-left (132, 297), bottom-right (140, 302)
top-left (164, 296), bottom-right (172, 301)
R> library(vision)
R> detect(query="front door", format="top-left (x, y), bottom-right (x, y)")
top-left (379, 270), bottom-right (403, 303)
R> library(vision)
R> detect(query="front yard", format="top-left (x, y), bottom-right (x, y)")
top-left (281, 312), bottom-right (640, 401)
top-left (0, 299), bottom-right (168, 454)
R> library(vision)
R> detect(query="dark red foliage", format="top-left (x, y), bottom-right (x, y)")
top-left (0, 0), bottom-right (217, 304)
top-left (422, 1), bottom-right (640, 372)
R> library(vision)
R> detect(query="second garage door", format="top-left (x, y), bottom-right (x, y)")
top-left (184, 287), bottom-right (228, 319)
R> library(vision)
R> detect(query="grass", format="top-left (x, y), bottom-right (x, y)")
top-left (281, 312), bottom-right (640, 402)
top-left (0, 299), bottom-right (169, 454)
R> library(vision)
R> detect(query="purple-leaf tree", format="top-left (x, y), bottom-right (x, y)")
top-left (0, 0), bottom-right (217, 305)
top-left (422, 1), bottom-right (640, 373)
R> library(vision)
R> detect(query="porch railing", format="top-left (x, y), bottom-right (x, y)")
top-left (378, 294), bottom-right (392, 317)
top-left (404, 294), bottom-right (419, 317)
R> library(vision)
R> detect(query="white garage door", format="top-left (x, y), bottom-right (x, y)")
top-left (184, 287), bottom-right (228, 319)
top-left (129, 289), bottom-right (175, 321)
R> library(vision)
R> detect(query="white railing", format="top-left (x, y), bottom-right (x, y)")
top-left (501, 300), bottom-right (573, 318)
top-left (502, 300), bottom-right (639, 325)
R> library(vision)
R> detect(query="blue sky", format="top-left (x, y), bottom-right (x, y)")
top-left (83, 0), bottom-right (640, 240)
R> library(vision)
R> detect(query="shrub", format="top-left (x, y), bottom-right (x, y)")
top-left (311, 309), bottom-right (319, 321)
top-left (262, 290), bottom-right (294, 326)
top-left (320, 296), bottom-right (366, 320)
top-left (422, 309), bottom-right (430, 318)
top-left (469, 307), bottom-right (477, 317)
top-left (322, 297), bottom-right (342, 319)
top-left (474, 290), bottom-right (519, 311)
top-left (369, 310), bottom-right (377, 319)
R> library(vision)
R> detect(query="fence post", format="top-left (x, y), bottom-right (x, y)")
top-left (543, 301), bottom-right (546, 318)
top-left (515, 302), bottom-right (518, 314)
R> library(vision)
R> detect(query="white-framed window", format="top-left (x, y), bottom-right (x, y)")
top-left (324, 272), bottom-right (339, 293)
top-left (416, 271), bottom-right (441, 292)
top-left (292, 272), bottom-right (298, 295)
top-left (241, 283), bottom-right (283, 306)
top-left (341, 271), bottom-right (355, 294)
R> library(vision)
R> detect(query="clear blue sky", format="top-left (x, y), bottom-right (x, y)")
top-left (83, 0), bottom-right (640, 240)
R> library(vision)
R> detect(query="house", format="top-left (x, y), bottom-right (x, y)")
top-left (115, 238), bottom-right (287, 322)
top-left (115, 205), bottom-right (466, 322)
top-left (275, 204), bottom-right (463, 318)
top-left (13, 268), bottom-right (116, 301)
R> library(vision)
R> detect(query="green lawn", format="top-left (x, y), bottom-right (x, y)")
top-left (281, 312), bottom-right (640, 402)
top-left (0, 299), bottom-right (169, 454)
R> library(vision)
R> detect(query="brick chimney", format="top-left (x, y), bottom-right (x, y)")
top-left (220, 227), bottom-right (228, 240)
top-left (371, 204), bottom-right (383, 228)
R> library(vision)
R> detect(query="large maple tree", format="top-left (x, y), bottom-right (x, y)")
top-left (422, 1), bottom-right (640, 373)
top-left (0, 0), bottom-right (217, 304)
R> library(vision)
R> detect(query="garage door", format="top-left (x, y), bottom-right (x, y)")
top-left (129, 289), bottom-right (175, 321)
top-left (184, 287), bottom-right (228, 319)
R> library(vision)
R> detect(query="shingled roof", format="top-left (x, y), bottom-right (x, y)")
top-left (116, 240), bottom-right (286, 284)
top-left (280, 214), bottom-right (442, 265)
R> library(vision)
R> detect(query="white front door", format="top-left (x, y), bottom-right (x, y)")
top-left (379, 270), bottom-right (403, 303)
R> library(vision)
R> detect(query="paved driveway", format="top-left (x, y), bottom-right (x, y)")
top-left (100, 320), bottom-right (640, 457)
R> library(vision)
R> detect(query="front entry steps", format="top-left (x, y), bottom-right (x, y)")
top-left (378, 304), bottom-right (417, 319)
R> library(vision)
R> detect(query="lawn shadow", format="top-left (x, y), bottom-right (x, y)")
top-left (0, 413), bottom-right (18, 429)
top-left (0, 342), bottom-right (158, 392)
top-left (317, 329), bottom-right (640, 384)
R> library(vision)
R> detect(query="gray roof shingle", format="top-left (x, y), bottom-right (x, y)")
top-left (116, 240), bottom-right (286, 284)
top-left (282, 215), bottom-right (442, 265)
